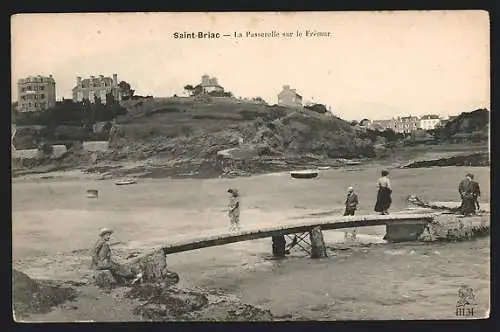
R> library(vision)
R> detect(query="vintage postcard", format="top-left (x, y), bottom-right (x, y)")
top-left (11, 11), bottom-right (490, 322)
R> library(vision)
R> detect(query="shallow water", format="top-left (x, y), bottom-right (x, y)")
top-left (12, 166), bottom-right (490, 320)
top-left (167, 232), bottom-right (490, 320)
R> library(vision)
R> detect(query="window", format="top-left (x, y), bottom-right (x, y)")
top-left (41, 94), bottom-right (45, 99)
top-left (40, 86), bottom-right (45, 91)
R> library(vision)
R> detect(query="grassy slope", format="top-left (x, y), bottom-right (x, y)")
top-left (110, 97), bottom-right (375, 161)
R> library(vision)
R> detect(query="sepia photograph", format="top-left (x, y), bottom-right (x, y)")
top-left (11, 11), bottom-right (490, 322)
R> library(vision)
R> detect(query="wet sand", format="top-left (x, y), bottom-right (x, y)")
top-left (12, 165), bottom-right (490, 321)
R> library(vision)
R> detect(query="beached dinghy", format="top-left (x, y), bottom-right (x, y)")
top-left (338, 158), bottom-right (361, 165)
top-left (317, 166), bottom-right (331, 171)
top-left (86, 189), bottom-right (99, 198)
top-left (115, 178), bottom-right (137, 186)
top-left (290, 170), bottom-right (319, 179)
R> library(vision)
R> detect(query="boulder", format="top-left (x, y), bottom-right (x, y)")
top-left (93, 270), bottom-right (118, 288)
top-left (130, 250), bottom-right (179, 285)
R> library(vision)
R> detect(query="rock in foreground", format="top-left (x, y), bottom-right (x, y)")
top-left (126, 284), bottom-right (274, 321)
top-left (12, 269), bottom-right (77, 320)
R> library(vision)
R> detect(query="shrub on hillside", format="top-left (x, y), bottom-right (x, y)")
top-left (305, 104), bottom-right (328, 114)
top-left (194, 95), bottom-right (213, 103)
top-left (239, 109), bottom-right (267, 121)
top-left (435, 108), bottom-right (489, 142)
top-left (146, 107), bottom-right (182, 116)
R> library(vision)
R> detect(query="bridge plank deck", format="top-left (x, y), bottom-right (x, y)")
top-left (154, 213), bottom-right (435, 255)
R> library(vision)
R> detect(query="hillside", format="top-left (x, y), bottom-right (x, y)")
top-left (107, 97), bottom-right (375, 163)
top-left (436, 108), bottom-right (489, 142)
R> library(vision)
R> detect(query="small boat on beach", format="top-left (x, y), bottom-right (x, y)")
top-left (338, 158), bottom-right (361, 166)
top-left (290, 170), bottom-right (319, 179)
top-left (115, 179), bottom-right (137, 186)
top-left (86, 189), bottom-right (99, 198)
top-left (317, 166), bottom-right (331, 171)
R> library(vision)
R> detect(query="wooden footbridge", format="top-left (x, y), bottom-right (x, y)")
top-left (153, 213), bottom-right (436, 259)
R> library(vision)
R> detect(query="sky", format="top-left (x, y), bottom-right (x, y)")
top-left (11, 11), bottom-right (490, 121)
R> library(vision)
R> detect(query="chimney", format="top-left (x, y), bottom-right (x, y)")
top-left (76, 76), bottom-right (82, 86)
top-left (113, 73), bottom-right (118, 85)
top-left (202, 74), bottom-right (209, 84)
top-left (283, 85), bottom-right (290, 90)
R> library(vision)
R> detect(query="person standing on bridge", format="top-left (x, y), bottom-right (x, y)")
top-left (344, 187), bottom-right (359, 216)
top-left (227, 188), bottom-right (241, 231)
top-left (90, 228), bottom-right (143, 284)
top-left (344, 186), bottom-right (359, 240)
top-left (459, 173), bottom-right (480, 217)
top-left (470, 174), bottom-right (481, 212)
top-left (458, 173), bottom-right (472, 211)
top-left (374, 170), bottom-right (392, 215)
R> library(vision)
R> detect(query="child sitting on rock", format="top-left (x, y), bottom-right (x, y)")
top-left (90, 228), bottom-right (143, 285)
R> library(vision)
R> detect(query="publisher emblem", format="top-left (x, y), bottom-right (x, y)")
top-left (456, 285), bottom-right (477, 317)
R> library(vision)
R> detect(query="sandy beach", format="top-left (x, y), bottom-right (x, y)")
top-left (12, 164), bottom-right (490, 321)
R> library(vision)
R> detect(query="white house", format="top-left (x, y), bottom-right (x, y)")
top-left (419, 115), bottom-right (442, 130)
top-left (278, 85), bottom-right (303, 108)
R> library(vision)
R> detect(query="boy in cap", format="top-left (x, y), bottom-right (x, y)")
top-left (344, 187), bottom-right (359, 216)
top-left (90, 228), bottom-right (143, 284)
top-left (344, 187), bottom-right (359, 240)
top-left (227, 188), bottom-right (241, 231)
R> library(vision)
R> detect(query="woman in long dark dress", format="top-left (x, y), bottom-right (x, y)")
top-left (374, 170), bottom-right (392, 215)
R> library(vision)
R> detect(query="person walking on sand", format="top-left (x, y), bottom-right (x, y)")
top-left (374, 170), bottom-right (392, 215)
top-left (227, 188), bottom-right (241, 231)
top-left (90, 228), bottom-right (143, 284)
top-left (344, 186), bottom-right (359, 240)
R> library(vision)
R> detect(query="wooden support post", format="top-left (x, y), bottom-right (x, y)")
top-left (309, 226), bottom-right (327, 258)
top-left (272, 235), bottom-right (286, 257)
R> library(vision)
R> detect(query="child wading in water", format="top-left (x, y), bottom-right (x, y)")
top-left (343, 186), bottom-right (359, 240)
top-left (227, 188), bottom-right (240, 231)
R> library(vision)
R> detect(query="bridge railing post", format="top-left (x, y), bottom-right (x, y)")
top-left (309, 226), bottom-right (327, 258)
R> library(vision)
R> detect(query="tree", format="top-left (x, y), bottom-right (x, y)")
top-left (350, 120), bottom-right (359, 126)
top-left (193, 84), bottom-right (203, 96)
top-left (359, 119), bottom-right (370, 126)
top-left (184, 84), bottom-right (195, 96)
top-left (118, 81), bottom-right (135, 97)
top-left (305, 104), bottom-right (328, 114)
top-left (11, 102), bottom-right (18, 123)
top-left (252, 97), bottom-right (267, 104)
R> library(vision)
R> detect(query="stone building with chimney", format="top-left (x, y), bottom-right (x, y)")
top-left (198, 74), bottom-right (225, 94)
top-left (278, 85), bottom-right (303, 108)
top-left (72, 73), bottom-right (123, 104)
